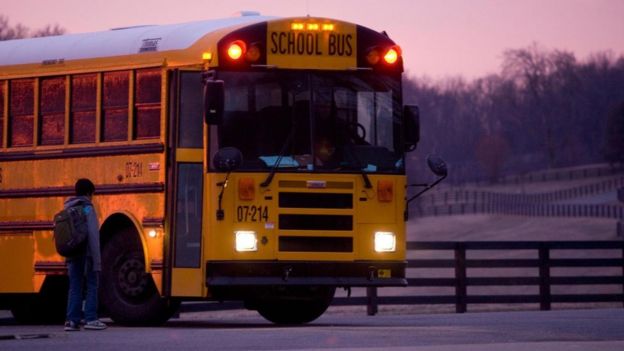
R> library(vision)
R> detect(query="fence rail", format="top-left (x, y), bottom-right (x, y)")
top-left (420, 177), bottom-right (624, 207)
top-left (180, 241), bottom-right (624, 317)
top-left (410, 202), bottom-right (624, 219)
top-left (364, 241), bottom-right (624, 315)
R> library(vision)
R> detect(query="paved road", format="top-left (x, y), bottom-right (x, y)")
top-left (1, 308), bottom-right (623, 350)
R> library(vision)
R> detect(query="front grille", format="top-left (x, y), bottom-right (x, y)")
top-left (279, 236), bottom-right (353, 252)
top-left (279, 192), bottom-right (353, 209)
top-left (279, 214), bottom-right (353, 231)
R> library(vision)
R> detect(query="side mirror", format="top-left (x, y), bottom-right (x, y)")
top-left (403, 105), bottom-right (420, 152)
top-left (213, 147), bottom-right (243, 172)
top-left (204, 80), bottom-right (224, 125)
top-left (427, 155), bottom-right (448, 177)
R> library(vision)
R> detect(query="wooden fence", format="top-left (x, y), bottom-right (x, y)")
top-left (410, 177), bottom-right (624, 220)
top-left (363, 241), bottom-right (624, 315)
top-left (180, 241), bottom-right (624, 317)
top-left (410, 202), bottom-right (624, 219)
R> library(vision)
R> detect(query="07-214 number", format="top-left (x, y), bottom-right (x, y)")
top-left (237, 205), bottom-right (269, 222)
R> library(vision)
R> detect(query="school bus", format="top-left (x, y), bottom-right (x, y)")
top-left (0, 14), bottom-right (440, 324)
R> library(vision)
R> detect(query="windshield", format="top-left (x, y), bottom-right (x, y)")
top-left (213, 70), bottom-right (404, 174)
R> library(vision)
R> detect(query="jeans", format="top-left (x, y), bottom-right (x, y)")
top-left (66, 255), bottom-right (99, 323)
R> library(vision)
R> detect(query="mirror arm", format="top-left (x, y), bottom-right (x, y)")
top-left (407, 183), bottom-right (429, 188)
top-left (216, 171), bottom-right (231, 220)
top-left (406, 174), bottom-right (447, 205)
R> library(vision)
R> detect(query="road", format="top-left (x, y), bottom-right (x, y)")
top-left (1, 307), bottom-right (623, 350)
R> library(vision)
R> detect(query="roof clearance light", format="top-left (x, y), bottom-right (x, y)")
top-left (227, 40), bottom-right (246, 60)
top-left (291, 23), bottom-right (304, 30)
top-left (384, 46), bottom-right (401, 64)
top-left (322, 23), bottom-right (335, 31)
top-left (307, 23), bottom-right (320, 31)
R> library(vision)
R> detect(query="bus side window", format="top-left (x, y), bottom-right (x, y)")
top-left (9, 79), bottom-right (34, 147)
top-left (39, 76), bottom-right (66, 146)
top-left (0, 81), bottom-right (4, 147)
top-left (179, 72), bottom-right (203, 148)
top-left (134, 68), bottom-right (161, 139)
top-left (70, 74), bottom-right (97, 144)
top-left (102, 71), bottom-right (130, 142)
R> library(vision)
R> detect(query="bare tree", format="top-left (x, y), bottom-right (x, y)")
top-left (604, 101), bottom-right (624, 166)
top-left (475, 133), bottom-right (510, 183)
top-left (0, 14), bottom-right (66, 41)
top-left (0, 15), bottom-right (29, 40)
top-left (32, 24), bottom-right (66, 38)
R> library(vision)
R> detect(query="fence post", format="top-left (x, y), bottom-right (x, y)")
top-left (539, 244), bottom-right (551, 311)
top-left (621, 245), bottom-right (624, 308)
top-left (366, 287), bottom-right (378, 316)
top-left (455, 243), bottom-right (467, 313)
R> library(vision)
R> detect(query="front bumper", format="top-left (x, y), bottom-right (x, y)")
top-left (206, 261), bottom-right (407, 287)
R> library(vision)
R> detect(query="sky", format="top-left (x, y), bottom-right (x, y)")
top-left (2, 0), bottom-right (623, 79)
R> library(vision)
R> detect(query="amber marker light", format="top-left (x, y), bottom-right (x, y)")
top-left (307, 23), bottom-right (320, 31)
top-left (246, 44), bottom-right (261, 63)
top-left (377, 180), bottom-right (394, 202)
top-left (383, 46), bottom-right (401, 64)
top-left (239, 177), bottom-right (255, 201)
top-left (291, 23), bottom-right (304, 30)
top-left (366, 48), bottom-right (381, 65)
top-left (322, 23), bottom-right (335, 31)
top-left (227, 40), bottom-right (246, 60)
top-left (202, 52), bottom-right (213, 61)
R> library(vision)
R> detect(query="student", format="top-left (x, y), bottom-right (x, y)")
top-left (64, 178), bottom-right (107, 331)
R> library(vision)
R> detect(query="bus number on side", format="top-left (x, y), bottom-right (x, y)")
top-left (125, 161), bottom-right (143, 179)
top-left (237, 205), bottom-right (269, 222)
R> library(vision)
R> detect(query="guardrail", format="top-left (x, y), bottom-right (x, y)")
top-left (362, 241), bottom-right (624, 315)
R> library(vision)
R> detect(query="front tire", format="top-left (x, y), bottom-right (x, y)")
top-left (100, 228), bottom-right (179, 325)
top-left (253, 286), bottom-right (335, 325)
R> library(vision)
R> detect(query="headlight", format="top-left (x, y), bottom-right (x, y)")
top-left (235, 231), bottom-right (258, 252)
top-left (374, 232), bottom-right (396, 252)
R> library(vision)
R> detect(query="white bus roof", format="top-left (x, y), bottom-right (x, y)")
top-left (0, 15), bottom-right (275, 67)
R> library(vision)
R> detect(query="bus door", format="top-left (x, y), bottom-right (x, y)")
top-left (168, 70), bottom-right (205, 297)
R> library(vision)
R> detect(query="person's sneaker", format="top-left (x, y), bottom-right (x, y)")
top-left (84, 319), bottom-right (107, 330)
top-left (64, 320), bottom-right (80, 331)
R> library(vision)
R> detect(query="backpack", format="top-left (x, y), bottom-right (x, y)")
top-left (53, 205), bottom-right (89, 257)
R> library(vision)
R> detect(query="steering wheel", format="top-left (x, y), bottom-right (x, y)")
top-left (346, 122), bottom-right (367, 143)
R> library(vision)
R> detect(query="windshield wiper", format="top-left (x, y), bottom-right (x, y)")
top-left (342, 145), bottom-right (373, 189)
top-left (260, 127), bottom-right (295, 188)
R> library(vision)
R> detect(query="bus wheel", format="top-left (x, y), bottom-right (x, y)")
top-left (10, 276), bottom-right (68, 324)
top-left (100, 228), bottom-right (179, 325)
top-left (254, 286), bottom-right (335, 325)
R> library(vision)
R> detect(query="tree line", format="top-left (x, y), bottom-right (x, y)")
top-left (0, 15), bottom-right (65, 40)
top-left (405, 44), bottom-right (624, 184)
top-left (1, 15), bottom-right (622, 184)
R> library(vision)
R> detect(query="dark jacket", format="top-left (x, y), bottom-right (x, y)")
top-left (63, 196), bottom-right (101, 271)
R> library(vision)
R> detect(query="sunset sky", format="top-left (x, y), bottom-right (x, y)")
top-left (3, 0), bottom-right (623, 79)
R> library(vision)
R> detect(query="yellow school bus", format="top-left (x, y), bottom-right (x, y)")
top-left (0, 14), bottom-right (431, 324)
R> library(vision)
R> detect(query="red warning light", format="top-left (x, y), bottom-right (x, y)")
top-left (383, 46), bottom-right (400, 64)
top-left (227, 40), bottom-right (246, 60)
